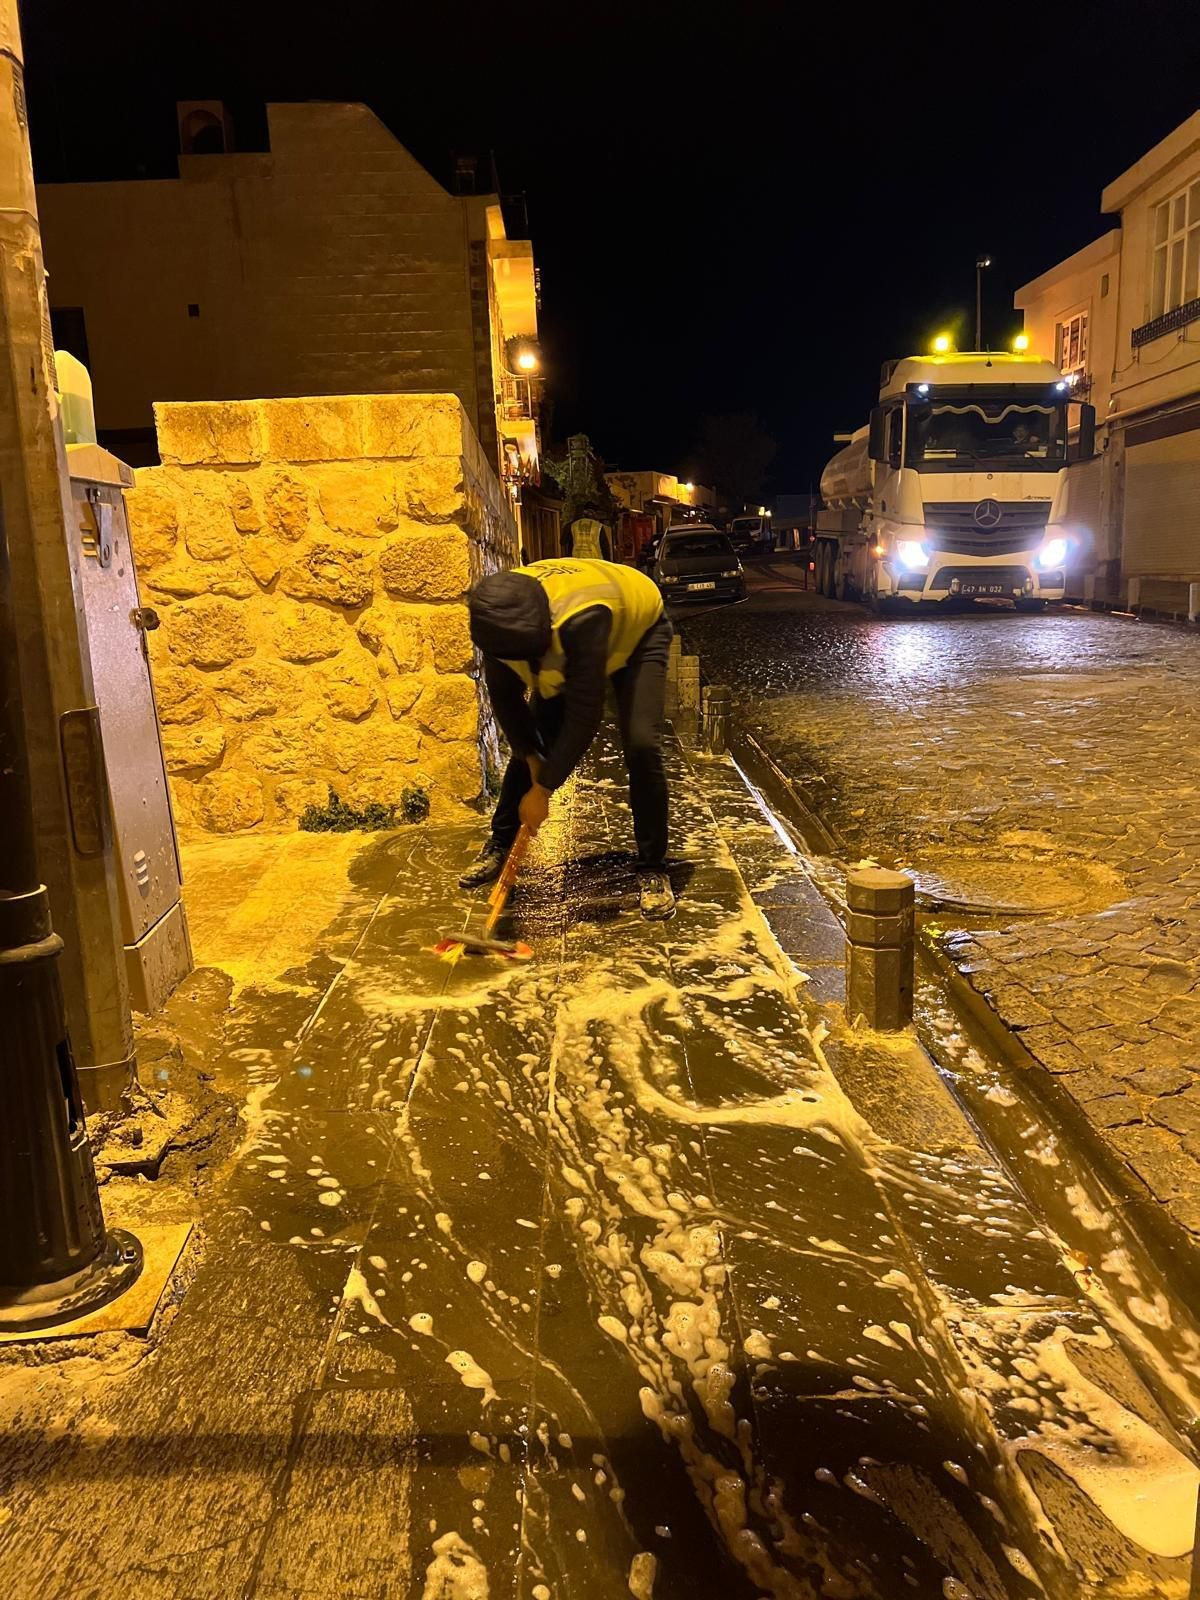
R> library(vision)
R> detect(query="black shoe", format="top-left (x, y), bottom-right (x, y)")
top-left (638, 870), bottom-right (676, 920)
top-left (458, 840), bottom-right (507, 891)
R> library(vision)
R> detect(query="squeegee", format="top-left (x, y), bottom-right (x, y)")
top-left (435, 825), bottom-right (534, 960)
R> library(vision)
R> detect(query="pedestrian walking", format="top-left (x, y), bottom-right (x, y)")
top-left (560, 514), bottom-right (612, 561)
top-left (461, 557), bottom-right (675, 918)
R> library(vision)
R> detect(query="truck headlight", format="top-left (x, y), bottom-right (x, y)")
top-left (1037, 537), bottom-right (1068, 570)
top-left (895, 540), bottom-right (929, 570)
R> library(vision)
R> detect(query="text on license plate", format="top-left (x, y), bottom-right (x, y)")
top-left (959, 583), bottom-right (1006, 596)
top-left (688, 581), bottom-right (716, 591)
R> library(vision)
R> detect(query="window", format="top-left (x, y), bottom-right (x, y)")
top-left (1150, 179), bottom-right (1200, 319)
top-left (662, 533), bottom-right (733, 559)
top-left (886, 407), bottom-right (904, 469)
top-left (906, 399), bottom-right (1067, 473)
top-left (1056, 310), bottom-right (1088, 379)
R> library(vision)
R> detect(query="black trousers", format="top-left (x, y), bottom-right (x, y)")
top-left (491, 615), bottom-right (673, 867)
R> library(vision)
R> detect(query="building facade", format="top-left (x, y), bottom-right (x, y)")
top-left (1016, 113), bottom-right (1200, 610)
top-left (606, 471), bottom-right (716, 524)
top-left (37, 101), bottom-right (545, 534)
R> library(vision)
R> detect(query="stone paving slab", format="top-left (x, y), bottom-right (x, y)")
top-left (0, 728), bottom-right (1193, 1596)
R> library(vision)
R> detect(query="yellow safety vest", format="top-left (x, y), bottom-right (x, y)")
top-left (503, 558), bottom-right (664, 698)
top-left (569, 518), bottom-right (607, 560)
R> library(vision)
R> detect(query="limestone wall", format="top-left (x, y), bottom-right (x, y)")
top-left (125, 394), bottom-right (516, 832)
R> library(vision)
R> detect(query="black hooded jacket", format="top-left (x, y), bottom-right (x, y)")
top-left (469, 572), bottom-right (613, 791)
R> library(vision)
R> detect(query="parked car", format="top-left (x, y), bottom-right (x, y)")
top-left (727, 516), bottom-right (760, 555)
top-left (654, 526), bottom-right (746, 604)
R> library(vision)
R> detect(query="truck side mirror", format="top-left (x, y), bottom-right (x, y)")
top-left (868, 407), bottom-right (885, 463)
top-left (1077, 404), bottom-right (1096, 461)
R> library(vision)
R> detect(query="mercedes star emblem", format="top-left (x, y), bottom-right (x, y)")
top-left (974, 498), bottom-right (1002, 528)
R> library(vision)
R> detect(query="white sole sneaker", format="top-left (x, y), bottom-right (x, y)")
top-left (638, 872), bottom-right (676, 920)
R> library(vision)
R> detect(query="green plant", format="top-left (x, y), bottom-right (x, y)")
top-left (298, 785), bottom-right (429, 834)
top-left (398, 784), bottom-right (431, 824)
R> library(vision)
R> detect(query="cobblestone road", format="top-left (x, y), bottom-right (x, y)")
top-left (683, 575), bottom-right (1200, 1248)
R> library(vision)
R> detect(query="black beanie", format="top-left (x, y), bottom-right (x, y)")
top-left (468, 571), bottom-right (552, 659)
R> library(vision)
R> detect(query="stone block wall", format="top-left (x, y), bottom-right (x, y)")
top-left (125, 393), bottom-right (517, 832)
top-left (38, 103), bottom-right (490, 439)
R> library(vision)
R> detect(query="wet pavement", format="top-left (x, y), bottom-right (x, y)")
top-left (0, 724), bottom-right (1195, 1597)
top-left (682, 564), bottom-right (1200, 1261)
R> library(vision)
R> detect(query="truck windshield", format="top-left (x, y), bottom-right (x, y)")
top-left (730, 519), bottom-right (761, 534)
top-left (906, 401), bottom-right (1067, 472)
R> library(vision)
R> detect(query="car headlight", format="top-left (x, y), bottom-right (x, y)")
top-left (894, 540), bottom-right (929, 571)
top-left (721, 569), bottom-right (741, 578)
top-left (1037, 537), bottom-right (1068, 570)
top-left (660, 574), bottom-right (679, 584)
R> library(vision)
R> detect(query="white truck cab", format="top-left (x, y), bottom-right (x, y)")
top-left (816, 350), bottom-right (1096, 610)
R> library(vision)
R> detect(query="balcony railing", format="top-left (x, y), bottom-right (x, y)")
top-left (1132, 297), bottom-right (1200, 349)
top-left (499, 373), bottom-right (537, 422)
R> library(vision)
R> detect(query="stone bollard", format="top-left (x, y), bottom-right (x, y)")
top-left (845, 867), bottom-right (914, 1030)
top-left (1189, 582), bottom-right (1200, 624)
top-left (702, 684), bottom-right (731, 755)
top-left (665, 635), bottom-right (682, 716)
top-left (678, 654), bottom-right (701, 712)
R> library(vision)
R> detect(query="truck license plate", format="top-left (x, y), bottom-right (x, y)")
top-left (959, 582), bottom-right (1006, 596)
top-left (689, 581), bottom-right (716, 591)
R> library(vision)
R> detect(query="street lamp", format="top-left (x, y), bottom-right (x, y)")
top-left (507, 338), bottom-right (541, 375)
top-left (975, 255), bottom-right (992, 350)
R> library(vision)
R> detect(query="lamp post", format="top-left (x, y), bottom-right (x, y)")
top-left (975, 255), bottom-right (992, 350)
top-left (0, 0), bottom-right (141, 1330)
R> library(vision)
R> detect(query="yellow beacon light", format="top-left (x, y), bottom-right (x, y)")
top-left (931, 333), bottom-right (952, 354)
top-left (1013, 333), bottom-right (1030, 352)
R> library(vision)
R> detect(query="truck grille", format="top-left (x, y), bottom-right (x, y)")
top-left (921, 502), bottom-right (1049, 557)
top-left (929, 532), bottom-right (1034, 556)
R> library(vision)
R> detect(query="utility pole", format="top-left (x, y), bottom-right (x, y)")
top-left (0, 0), bottom-right (140, 1328)
top-left (975, 254), bottom-right (992, 350)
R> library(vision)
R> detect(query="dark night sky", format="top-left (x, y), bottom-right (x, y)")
top-left (20, 0), bottom-right (1200, 492)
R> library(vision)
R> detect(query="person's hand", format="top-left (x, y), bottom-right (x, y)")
top-left (519, 783), bottom-right (551, 835)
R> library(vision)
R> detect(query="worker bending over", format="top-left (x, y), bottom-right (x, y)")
top-left (461, 557), bottom-right (675, 918)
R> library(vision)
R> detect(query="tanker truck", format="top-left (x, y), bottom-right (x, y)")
top-left (814, 348), bottom-right (1097, 611)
